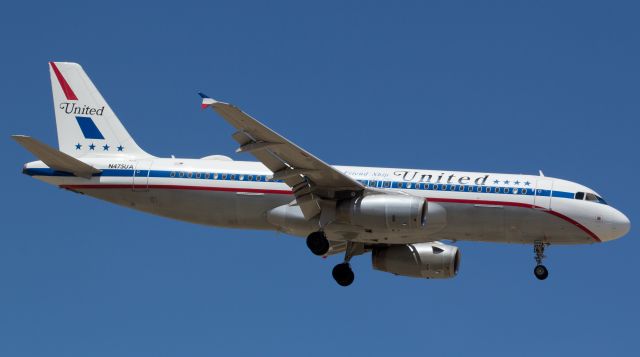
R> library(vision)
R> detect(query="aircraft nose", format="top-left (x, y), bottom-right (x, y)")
top-left (609, 209), bottom-right (630, 239)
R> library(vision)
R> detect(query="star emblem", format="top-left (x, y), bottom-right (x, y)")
top-left (75, 143), bottom-right (82, 150)
top-left (103, 144), bottom-right (110, 151)
top-left (524, 181), bottom-right (531, 186)
top-left (493, 179), bottom-right (500, 184)
top-left (89, 143), bottom-right (96, 150)
top-left (514, 180), bottom-right (520, 185)
top-left (503, 180), bottom-right (510, 184)
top-left (117, 145), bottom-right (124, 152)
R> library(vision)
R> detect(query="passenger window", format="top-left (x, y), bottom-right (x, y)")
top-left (467, 186), bottom-right (473, 192)
top-left (384, 181), bottom-right (391, 188)
top-left (575, 192), bottom-right (585, 200)
top-left (187, 172), bottom-right (193, 178)
top-left (239, 175), bottom-right (245, 181)
top-left (195, 173), bottom-right (201, 179)
top-left (458, 185), bottom-right (464, 191)
top-left (222, 174), bottom-right (227, 180)
top-left (179, 172), bottom-right (184, 178)
top-left (170, 172), bottom-right (176, 177)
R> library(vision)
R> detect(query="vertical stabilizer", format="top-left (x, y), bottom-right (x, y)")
top-left (49, 62), bottom-right (151, 158)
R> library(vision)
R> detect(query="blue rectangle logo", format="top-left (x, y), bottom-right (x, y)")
top-left (76, 116), bottom-right (104, 139)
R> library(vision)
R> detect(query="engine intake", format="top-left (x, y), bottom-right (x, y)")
top-left (372, 242), bottom-right (460, 279)
top-left (337, 195), bottom-right (427, 232)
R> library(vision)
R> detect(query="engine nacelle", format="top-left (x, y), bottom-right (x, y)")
top-left (372, 242), bottom-right (460, 279)
top-left (337, 195), bottom-right (427, 232)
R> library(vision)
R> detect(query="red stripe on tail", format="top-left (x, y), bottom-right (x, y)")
top-left (49, 62), bottom-right (78, 100)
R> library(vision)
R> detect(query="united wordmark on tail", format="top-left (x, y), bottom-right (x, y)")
top-left (13, 62), bottom-right (630, 286)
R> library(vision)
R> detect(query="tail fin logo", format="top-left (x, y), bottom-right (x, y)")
top-left (50, 62), bottom-right (78, 101)
top-left (59, 102), bottom-right (105, 116)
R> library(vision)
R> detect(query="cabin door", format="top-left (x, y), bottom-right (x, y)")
top-left (133, 160), bottom-right (152, 192)
top-left (534, 180), bottom-right (553, 210)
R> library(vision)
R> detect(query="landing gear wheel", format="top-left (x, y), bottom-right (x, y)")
top-left (306, 231), bottom-right (329, 256)
top-left (534, 264), bottom-right (549, 280)
top-left (332, 263), bottom-right (355, 287)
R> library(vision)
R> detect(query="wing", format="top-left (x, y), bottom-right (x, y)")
top-left (200, 94), bottom-right (365, 219)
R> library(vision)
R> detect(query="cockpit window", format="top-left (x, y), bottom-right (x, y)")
top-left (574, 191), bottom-right (607, 204)
top-left (585, 193), bottom-right (607, 205)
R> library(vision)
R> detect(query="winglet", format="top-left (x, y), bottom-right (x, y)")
top-left (198, 92), bottom-right (217, 109)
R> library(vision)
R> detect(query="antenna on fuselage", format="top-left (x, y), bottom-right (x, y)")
top-left (539, 170), bottom-right (545, 177)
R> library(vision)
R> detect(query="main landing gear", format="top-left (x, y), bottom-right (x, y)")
top-left (306, 231), bottom-right (330, 256)
top-left (306, 232), bottom-right (362, 287)
top-left (533, 240), bottom-right (549, 280)
top-left (332, 241), bottom-right (358, 287)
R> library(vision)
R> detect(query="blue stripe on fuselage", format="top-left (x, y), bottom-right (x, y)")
top-left (22, 166), bottom-right (580, 201)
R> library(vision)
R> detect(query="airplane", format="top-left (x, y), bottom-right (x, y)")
top-left (13, 62), bottom-right (631, 286)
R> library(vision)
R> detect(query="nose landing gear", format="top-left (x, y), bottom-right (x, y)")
top-left (533, 240), bottom-right (549, 280)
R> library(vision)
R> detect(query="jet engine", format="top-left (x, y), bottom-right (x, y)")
top-left (372, 242), bottom-right (460, 278)
top-left (336, 195), bottom-right (428, 232)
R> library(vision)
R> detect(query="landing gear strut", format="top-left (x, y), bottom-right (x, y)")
top-left (306, 231), bottom-right (330, 256)
top-left (332, 241), bottom-right (363, 287)
top-left (533, 241), bottom-right (549, 280)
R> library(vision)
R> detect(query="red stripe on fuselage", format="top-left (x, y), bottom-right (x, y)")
top-left (429, 197), bottom-right (601, 242)
top-left (60, 184), bottom-right (601, 242)
top-left (49, 62), bottom-right (78, 100)
top-left (61, 184), bottom-right (293, 195)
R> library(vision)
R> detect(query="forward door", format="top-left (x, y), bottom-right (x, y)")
top-left (534, 179), bottom-right (553, 210)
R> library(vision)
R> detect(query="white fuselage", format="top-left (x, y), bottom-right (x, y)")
top-left (23, 157), bottom-right (630, 245)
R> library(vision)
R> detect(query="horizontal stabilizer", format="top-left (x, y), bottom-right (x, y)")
top-left (11, 135), bottom-right (101, 178)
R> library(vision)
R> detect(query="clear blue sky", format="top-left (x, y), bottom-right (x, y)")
top-left (1, 1), bottom-right (638, 356)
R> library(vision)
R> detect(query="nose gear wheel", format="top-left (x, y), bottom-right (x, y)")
top-left (533, 241), bottom-right (550, 280)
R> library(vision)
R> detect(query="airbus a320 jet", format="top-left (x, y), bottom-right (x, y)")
top-left (13, 62), bottom-right (631, 286)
